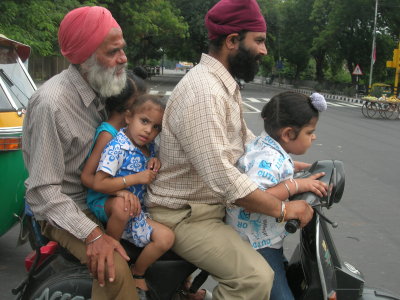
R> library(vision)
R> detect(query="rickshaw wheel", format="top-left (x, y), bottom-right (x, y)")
top-left (366, 102), bottom-right (378, 118)
top-left (383, 103), bottom-right (399, 120)
top-left (361, 102), bottom-right (369, 117)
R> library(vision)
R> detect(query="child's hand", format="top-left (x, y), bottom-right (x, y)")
top-left (139, 169), bottom-right (158, 184)
top-left (148, 158), bottom-right (161, 172)
top-left (115, 190), bottom-right (141, 217)
top-left (296, 172), bottom-right (328, 197)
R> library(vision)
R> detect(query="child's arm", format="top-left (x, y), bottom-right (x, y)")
top-left (92, 169), bottom-right (158, 194)
top-left (81, 131), bottom-right (114, 189)
top-left (293, 161), bottom-right (311, 172)
top-left (265, 172), bottom-right (328, 200)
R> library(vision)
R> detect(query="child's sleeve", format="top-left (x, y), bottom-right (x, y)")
top-left (96, 140), bottom-right (124, 177)
top-left (242, 149), bottom-right (282, 191)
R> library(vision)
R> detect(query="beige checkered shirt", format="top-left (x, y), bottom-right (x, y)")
top-left (146, 54), bottom-right (258, 209)
top-left (22, 65), bottom-right (105, 240)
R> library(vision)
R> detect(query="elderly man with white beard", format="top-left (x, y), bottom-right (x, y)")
top-left (22, 6), bottom-right (139, 300)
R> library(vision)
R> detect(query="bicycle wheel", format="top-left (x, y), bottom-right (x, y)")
top-left (366, 102), bottom-right (378, 118)
top-left (384, 103), bottom-right (399, 119)
top-left (361, 102), bottom-right (369, 117)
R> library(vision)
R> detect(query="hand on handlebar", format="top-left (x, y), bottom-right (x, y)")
top-left (296, 172), bottom-right (328, 198)
top-left (285, 200), bottom-right (313, 228)
top-left (85, 229), bottom-right (130, 287)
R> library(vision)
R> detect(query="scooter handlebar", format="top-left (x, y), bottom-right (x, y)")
top-left (285, 219), bottom-right (300, 233)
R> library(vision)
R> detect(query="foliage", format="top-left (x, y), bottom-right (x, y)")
top-left (1, 0), bottom-right (399, 87)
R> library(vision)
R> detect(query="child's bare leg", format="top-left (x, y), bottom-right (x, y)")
top-left (104, 196), bottom-right (131, 240)
top-left (131, 219), bottom-right (175, 291)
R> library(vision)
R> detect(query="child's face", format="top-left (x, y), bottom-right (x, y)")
top-left (124, 101), bottom-right (163, 148)
top-left (285, 117), bottom-right (318, 155)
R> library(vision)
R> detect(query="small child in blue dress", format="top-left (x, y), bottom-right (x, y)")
top-left (83, 91), bottom-right (174, 298)
top-left (226, 91), bottom-right (329, 300)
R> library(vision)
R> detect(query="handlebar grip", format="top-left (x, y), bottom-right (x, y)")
top-left (285, 219), bottom-right (300, 234)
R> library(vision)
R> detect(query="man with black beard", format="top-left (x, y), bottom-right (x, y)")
top-left (22, 6), bottom-right (139, 299)
top-left (146, 0), bottom-right (313, 299)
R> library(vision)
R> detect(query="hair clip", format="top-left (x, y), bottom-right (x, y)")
top-left (309, 93), bottom-right (327, 112)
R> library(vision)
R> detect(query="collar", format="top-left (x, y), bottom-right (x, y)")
top-left (67, 65), bottom-right (98, 108)
top-left (259, 131), bottom-right (293, 165)
top-left (118, 128), bottom-right (155, 156)
top-left (200, 53), bottom-right (239, 96)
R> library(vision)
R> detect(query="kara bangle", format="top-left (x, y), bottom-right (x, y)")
top-left (122, 176), bottom-right (127, 187)
top-left (289, 178), bottom-right (299, 194)
top-left (276, 201), bottom-right (286, 223)
top-left (86, 233), bottom-right (103, 245)
top-left (283, 181), bottom-right (291, 198)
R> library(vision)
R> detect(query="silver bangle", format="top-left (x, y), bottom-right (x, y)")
top-left (86, 233), bottom-right (103, 245)
top-left (290, 178), bottom-right (299, 194)
top-left (122, 176), bottom-right (127, 187)
top-left (283, 181), bottom-right (291, 197)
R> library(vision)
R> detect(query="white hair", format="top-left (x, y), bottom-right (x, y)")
top-left (80, 53), bottom-right (127, 98)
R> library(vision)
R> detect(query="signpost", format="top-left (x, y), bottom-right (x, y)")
top-left (352, 64), bottom-right (364, 97)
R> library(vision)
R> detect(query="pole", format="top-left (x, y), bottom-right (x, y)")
top-left (368, 0), bottom-right (378, 93)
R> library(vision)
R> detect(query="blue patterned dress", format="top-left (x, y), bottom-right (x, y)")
top-left (97, 128), bottom-right (155, 247)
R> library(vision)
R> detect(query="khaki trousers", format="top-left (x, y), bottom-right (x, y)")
top-left (40, 210), bottom-right (138, 300)
top-left (149, 203), bottom-right (274, 300)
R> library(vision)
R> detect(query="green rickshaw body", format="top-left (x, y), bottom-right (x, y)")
top-left (0, 35), bottom-right (36, 236)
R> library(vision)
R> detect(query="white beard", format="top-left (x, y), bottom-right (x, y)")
top-left (81, 54), bottom-right (127, 98)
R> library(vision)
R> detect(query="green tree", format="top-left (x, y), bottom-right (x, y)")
top-left (0, 0), bottom-right (93, 56)
top-left (108, 0), bottom-right (189, 66)
top-left (279, 0), bottom-right (314, 80)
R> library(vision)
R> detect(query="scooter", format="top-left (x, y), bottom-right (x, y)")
top-left (12, 209), bottom-right (209, 300)
top-left (13, 160), bottom-right (400, 300)
top-left (285, 160), bottom-right (400, 300)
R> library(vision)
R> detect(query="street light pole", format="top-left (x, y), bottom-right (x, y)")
top-left (368, 0), bottom-right (378, 93)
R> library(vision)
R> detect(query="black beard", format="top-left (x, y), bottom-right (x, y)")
top-left (229, 44), bottom-right (260, 82)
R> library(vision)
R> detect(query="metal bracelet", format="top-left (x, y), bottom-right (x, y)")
top-left (86, 233), bottom-right (103, 245)
top-left (283, 181), bottom-right (291, 197)
top-left (122, 176), bottom-right (127, 187)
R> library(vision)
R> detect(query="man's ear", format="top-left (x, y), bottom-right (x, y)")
top-left (280, 127), bottom-right (295, 143)
top-left (225, 33), bottom-right (240, 50)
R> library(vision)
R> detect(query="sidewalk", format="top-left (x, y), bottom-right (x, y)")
top-left (250, 76), bottom-right (366, 104)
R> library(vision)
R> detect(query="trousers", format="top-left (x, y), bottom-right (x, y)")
top-left (149, 203), bottom-right (274, 300)
top-left (40, 210), bottom-right (138, 300)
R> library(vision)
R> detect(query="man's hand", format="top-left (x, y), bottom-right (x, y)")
top-left (85, 228), bottom-right (130, 287)
top-left (285, 200), bottom-right (314, 227)
top-left (115, 190), bottom-right (141, 217)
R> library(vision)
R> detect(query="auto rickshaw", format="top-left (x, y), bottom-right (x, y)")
top-left (0, 34), bottom-right (36, 236)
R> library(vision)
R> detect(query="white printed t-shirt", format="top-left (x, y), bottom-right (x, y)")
top-left (226, 131), bottom-right (294, 250)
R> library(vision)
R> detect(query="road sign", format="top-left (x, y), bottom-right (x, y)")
top-left (352, 64), bottom-right (363, 76)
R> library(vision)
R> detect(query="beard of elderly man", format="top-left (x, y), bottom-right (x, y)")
top-left (80, 51), bottom-right (127, 98)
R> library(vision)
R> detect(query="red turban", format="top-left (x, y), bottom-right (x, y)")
top-left (58, 6), bottom-right (121, 64)
top-left (205, 0), bottom-right (266, 40)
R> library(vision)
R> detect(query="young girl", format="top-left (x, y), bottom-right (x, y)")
top-left (81, 75), bottom-right (155, 225)
top-left (226, 91), bottom-right (328, 300)
top-left (90, 94), bottom-right (174, 299)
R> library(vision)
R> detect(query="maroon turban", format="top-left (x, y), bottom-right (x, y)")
top-left (205, 0), bottom-right (266, 40)
top-left (58, 6), bottom-right (121, 64)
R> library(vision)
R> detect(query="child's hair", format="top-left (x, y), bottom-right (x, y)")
top-left (261, 91), bottom-right (325, 142)
top-left (105, 78), bottom-right (137, 114)
top-left (128, 94), bottom-right (167, 113)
